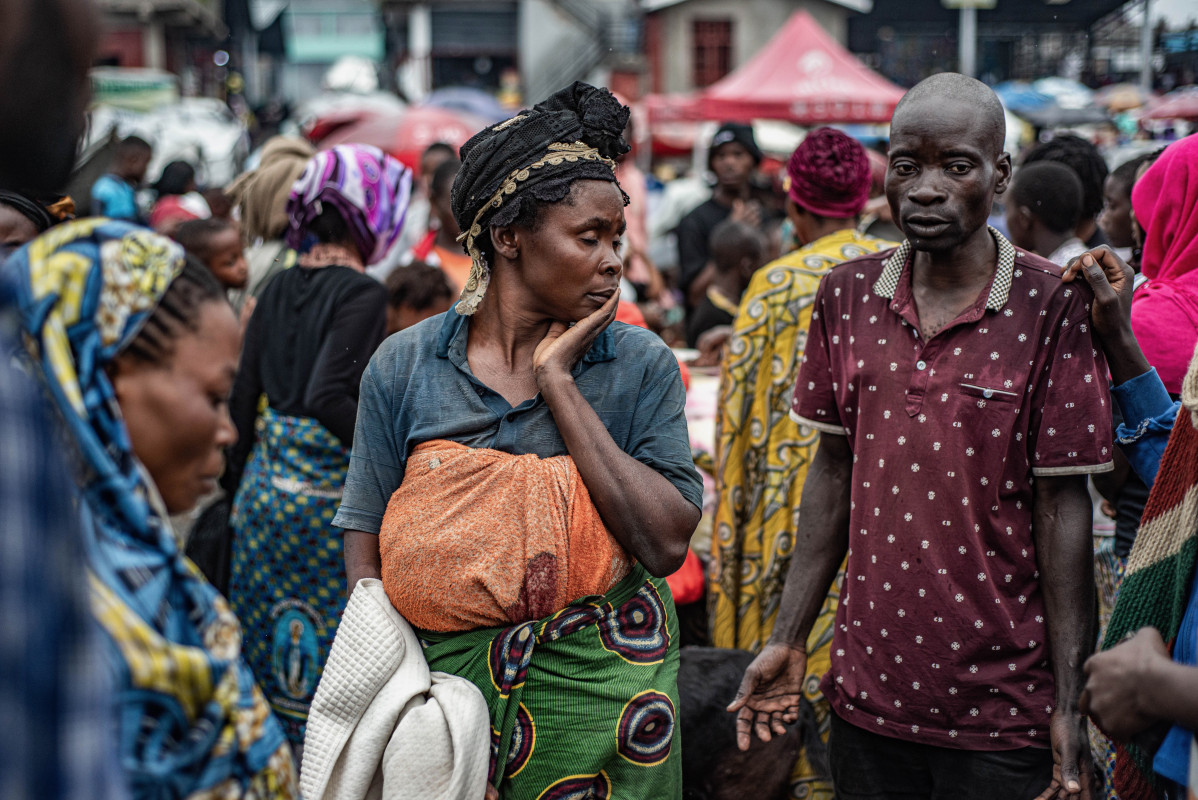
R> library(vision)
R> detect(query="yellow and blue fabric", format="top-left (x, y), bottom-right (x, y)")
top-left (229, 405), bottom-right (350, 745)
top-left (420, 564), bottom-right (682, 799)
top-left (707, 228), bottom-right (894, 800)
top-left (2, 219), bottom-right (297, 799)
top-left (0, 279), bottom-right (125, 800)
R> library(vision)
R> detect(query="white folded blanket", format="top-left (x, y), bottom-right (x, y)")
top-left (301, 579), bottom-right (490, 800)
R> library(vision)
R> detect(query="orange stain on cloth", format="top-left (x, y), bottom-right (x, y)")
top-left (379, 440), bottom-right (632, 632)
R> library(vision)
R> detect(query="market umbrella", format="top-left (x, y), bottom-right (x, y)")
top-left (993, 81), bottom-right (1054, 116)
top-left (1144, 86), bottom-right (1198, 121)
top-left (1094, 83), bottom-right (1156, 112)
top-left (1013, 104), bottom-right (1110, 129)
top-left (1031, 77), bottom-right (1095, 110)
top-left (295, 91), bottom-right (407, 139)
top-left (316, 105), bottom-right (490, 170)
top-left (424, 86), bottom-right (510, 124)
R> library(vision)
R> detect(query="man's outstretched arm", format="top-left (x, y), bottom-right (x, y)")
top-left (728, 432), bottom-right (853, 750)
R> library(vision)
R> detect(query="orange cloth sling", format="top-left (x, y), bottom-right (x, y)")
top-left (379, 440), bottom-right (632, 632)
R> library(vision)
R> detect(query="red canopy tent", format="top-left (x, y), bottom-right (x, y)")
top-left (693, 10), bottom-right (904, 125)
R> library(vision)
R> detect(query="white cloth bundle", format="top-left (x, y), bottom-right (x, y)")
top-left (301, 579), bottom-right (490, 800)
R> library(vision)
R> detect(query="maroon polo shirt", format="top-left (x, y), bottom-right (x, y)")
top-left (791, 228), bottom-right (1112, 750)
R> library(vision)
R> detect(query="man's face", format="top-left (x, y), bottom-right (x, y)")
top-left (420, 149), bottom-right (452, 196)
top-left (124, 150), bottom-right (152, 185)
top-left (1099, 175), bottom-right (1134, 249)
top-left (710, 142), bottom-right (755, 190)
top-left (431, 173), bottom-right (461, 239)
top-left (886, 99), bottom-right (1010, 253)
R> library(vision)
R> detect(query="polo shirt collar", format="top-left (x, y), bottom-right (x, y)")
top-left (436, 306), bottom-right (617, 363)
top-left (873, 226), bottom-right (1016, 312)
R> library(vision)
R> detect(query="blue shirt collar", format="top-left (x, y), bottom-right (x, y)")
top-left (436, 306), bottom-right (617, 363)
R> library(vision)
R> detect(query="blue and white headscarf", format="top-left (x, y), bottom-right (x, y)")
top-left (2, 219), bottom-right (298, 800)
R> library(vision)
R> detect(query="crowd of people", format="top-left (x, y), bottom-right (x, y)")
top-left (5, 2), bottom-right (1198, 800)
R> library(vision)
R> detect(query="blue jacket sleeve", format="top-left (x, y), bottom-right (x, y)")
top-left (1111, 368), bottom-right (1181, 488)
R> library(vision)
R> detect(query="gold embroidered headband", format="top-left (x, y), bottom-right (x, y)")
top-left (453, 140), bottom-right (616, 316)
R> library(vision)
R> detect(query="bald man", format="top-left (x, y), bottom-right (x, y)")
top-left (729, 73), bottom-right (1111, 800)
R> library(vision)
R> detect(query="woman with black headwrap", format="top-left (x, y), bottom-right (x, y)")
top-left (331, 83), bottom-right (701, 798)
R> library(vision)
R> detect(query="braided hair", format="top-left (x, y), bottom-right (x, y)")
top-left (119, 255), bottom-right (229, 366)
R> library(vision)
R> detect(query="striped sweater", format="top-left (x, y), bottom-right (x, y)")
top-left (1103, 356), bottom-right (1198, 799)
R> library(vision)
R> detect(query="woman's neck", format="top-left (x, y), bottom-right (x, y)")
top-left (467, 272), bottom-right (552, 369)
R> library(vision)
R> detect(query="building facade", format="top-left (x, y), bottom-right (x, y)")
top-left (379, 0), bottom-right (642, 104)
top-left (94, 0), bottom-right (226, 91)
top-left (847, 0), bottom-right (1135, 86)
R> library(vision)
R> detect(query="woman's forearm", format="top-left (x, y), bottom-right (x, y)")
top-left (541, 373), bottom-right (698, 577)
top-left (344, 529), bottom-right (382, 594)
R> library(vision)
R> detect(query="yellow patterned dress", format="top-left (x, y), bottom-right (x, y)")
top-left (709, 229), bottom-right (894, 800)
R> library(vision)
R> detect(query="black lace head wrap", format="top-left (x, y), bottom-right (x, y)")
top-left (449, 82), bottom-right (631, 314)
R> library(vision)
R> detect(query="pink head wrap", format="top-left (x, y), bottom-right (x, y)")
top-left (1131, 134), bottom-right (1198, 282)
top-left (286, 144), bottom-right (413, 265)
top-left (785, 127), bottom-right (872, 219)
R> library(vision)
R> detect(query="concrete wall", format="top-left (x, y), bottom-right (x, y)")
top-left (656, 0), bottom-right (849, 94)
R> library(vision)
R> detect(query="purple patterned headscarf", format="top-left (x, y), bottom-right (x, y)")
top-left (285, 144), bottom-right (413, 265)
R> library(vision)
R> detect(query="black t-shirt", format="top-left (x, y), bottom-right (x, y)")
top-left (223, 264), bottom-right (386, 493)
top-left (675, 199), bottom-right (732, 294)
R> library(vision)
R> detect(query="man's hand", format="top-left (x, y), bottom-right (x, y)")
top-left (533, 289), bottom-right (620, 390)
top-left (1060, 246), bottom-right (1150, 386)
top-left (729, 198), bottom-right (763, 229)
top-left (726, 643), bottom-right (807, 751)
top-left (1034, 710), bottom-right (1093, 800)
top-left (1060, 246), bottom-right (1133, 344)
top-left (1080, 627), bottom-right (1169, 741)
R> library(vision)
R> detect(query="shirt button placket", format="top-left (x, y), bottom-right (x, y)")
top-left (906, 346), bottom-right (939, 416)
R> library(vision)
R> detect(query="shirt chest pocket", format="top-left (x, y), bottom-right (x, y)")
top-left (951, 382), bottom-right (1021, 434)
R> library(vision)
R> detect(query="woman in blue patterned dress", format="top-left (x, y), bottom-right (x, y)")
top-left (221, 144), bottom-right (413, 746)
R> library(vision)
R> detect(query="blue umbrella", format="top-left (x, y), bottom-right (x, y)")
top-left (992, 81), bottom-right (1054, 115)
top-left (424, 86), bottom-right (510, 124)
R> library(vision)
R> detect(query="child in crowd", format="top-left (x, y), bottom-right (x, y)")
top-left (685, 219), bottom-right (765, 348)
top-left (1099, 153), bottom-right (1158, 266)
top-left (1004, 160), bottom-right (1087, 265)
top-left (383, 261), bottom-right (455, 336)
top-left (175, 217), bottom-right (248, 291)
top-left (150, 160), bottom-right (211, 236)
top-left (90, 136), bottom-right (152, 222)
